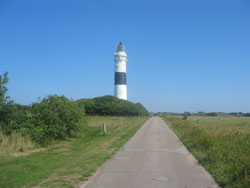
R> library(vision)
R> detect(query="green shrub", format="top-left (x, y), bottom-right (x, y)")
top-left (30, 95), bottom-right (85, 145)
top-left (182, 114), bottom-right (188, 120)
top-left (0, 72), bottom-right (86, 146)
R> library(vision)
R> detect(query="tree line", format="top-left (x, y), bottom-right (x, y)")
top-left (76, 95), bottom-right (149, 116)
top-left (156, 111), bottom-right (250, 117)
top-left (0, 72), bottom-right (149, 145)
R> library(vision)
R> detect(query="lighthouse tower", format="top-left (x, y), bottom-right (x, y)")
top-left (114, 42), bottom-right (127, 100)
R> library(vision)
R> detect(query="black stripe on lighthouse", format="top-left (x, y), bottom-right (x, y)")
top-left (115, 72), bottom-right (126, 85)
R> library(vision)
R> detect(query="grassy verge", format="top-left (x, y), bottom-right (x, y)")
top-left (0, 116), bottom-right (148, 188)
top-left (162, 115), bottom-right (250, 188)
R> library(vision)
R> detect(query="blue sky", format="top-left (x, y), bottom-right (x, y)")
top-left (0, 0), bottom-right (250, 112)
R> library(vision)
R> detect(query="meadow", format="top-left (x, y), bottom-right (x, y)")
top-left (0, 116), bottom-right (148, 188)
top-left (162, 115), bottom-right (250, 188)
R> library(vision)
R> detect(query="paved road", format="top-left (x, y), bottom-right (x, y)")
top-left (82, 117), bottom-right (219, 188)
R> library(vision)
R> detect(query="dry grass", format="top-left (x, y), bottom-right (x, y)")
top-left (0, 132), bottom-right (34, 154)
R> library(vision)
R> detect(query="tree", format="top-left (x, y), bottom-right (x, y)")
top-left (0, 72), bottom-right (15, 132)
top-left (0, 72), bottom-right (9, 105)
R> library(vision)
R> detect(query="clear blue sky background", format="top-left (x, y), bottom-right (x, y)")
top-left (0, 0), bottom-right (250, 113)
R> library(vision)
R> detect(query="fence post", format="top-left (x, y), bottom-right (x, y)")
top-left (103, 123), bottom-right (107, 135)
top-left (120, 117), bottom-right (123, 127)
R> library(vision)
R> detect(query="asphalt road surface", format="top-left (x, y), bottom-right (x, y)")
top-left (81, 116), bottom-right (219, 188)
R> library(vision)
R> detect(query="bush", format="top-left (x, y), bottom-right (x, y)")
top-left (182, 114), bottom-right (188, 120)
top-left (0, 95), bottom-right (86, 146)
top-left (30, 95), bottom-right (85, 145)
top-left (0, 72), bottom-right (86, 146)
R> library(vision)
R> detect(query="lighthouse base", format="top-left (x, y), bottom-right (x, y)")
top-left (114, 85), bottom-right (127, 100)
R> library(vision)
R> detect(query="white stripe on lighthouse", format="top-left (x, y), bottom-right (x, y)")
top-left (114, 85), bottom-right (127, 100)
top-left (115, 60), bottom-right (126, 72)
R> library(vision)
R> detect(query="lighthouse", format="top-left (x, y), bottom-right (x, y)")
top-left (114, 42), bottom-right (127, 100)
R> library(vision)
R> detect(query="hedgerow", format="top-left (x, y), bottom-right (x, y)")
top-left (0, 72), bottom-right (85, 145)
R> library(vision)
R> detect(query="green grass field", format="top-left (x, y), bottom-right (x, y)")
top-left (0, 116), bottom-right (148, 188)
top-left (162, 115), bottom-right (250, 188)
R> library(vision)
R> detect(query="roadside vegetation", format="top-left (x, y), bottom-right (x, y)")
top-left (1, 72), bottom-right (85, 148)
top-left (162, 115), bottom-right (250, 188)
top-left (0, 72), bottom-right (148, 148)
top-left (0, 72), bottom-right (149, 187)
top-left (0, 116), bottom-right (148, 188)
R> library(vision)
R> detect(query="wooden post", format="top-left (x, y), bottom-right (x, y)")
top-left (103, 123), bottom-right (107, 135)
top-left (120, 117), bottom-right (123, 127)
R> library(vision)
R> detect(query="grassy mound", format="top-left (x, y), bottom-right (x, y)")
top-left (76, 95), bottom-right (149, 116)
